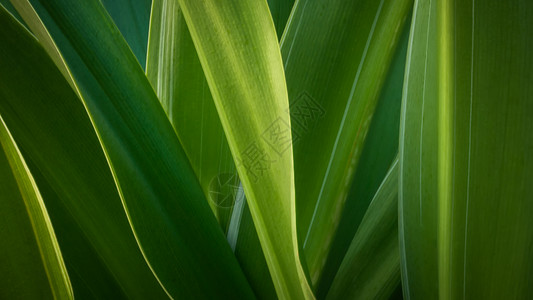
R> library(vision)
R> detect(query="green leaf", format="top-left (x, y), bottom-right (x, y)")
top-left (176, 0), bottom-right (312, 298)
top-left (102, 0), bottom-right (152, 68)
top-left (399, 0), bottom-right (533, 298)
top-left (146, 0), bottom-right (237, 230)
top-left (315, 19), bottom-right (411, 297)
top-left (280, 0), bottom-right (412, 286)
top-left (0, 6), bottom-right (168, 298)
top-left (10, 0), bottom-right (253, 297)
top-left (0, 115), bottom-right (72, 300)
top-left (327, 158), bottom-right (400, 300)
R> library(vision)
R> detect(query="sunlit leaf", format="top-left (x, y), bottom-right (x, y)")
top-left (176, 0), bottom-right (313, 298)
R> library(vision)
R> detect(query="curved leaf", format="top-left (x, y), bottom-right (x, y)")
top-left (176, 0), bottom-right (313, 298)
top-left (0, 6), bottom-right (168, 298)
top-left (10, 0), bottom-right (253, 297)
top-left (0, 115), bottom-right (72, 300)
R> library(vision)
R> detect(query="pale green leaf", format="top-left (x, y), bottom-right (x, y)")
top-left (176, 0), bottom-right (313, 298)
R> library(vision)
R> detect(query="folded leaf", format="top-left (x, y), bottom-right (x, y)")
top-left (399, 0), bottom-right (533, 298)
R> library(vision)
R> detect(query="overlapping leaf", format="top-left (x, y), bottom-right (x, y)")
top-left (0, 6), bottom-right (168, 298)
top-left (315, 22), bottom-right (411, 297)
top-left (10, 0), bottom-right (253, 297)
top-left (176, 0), bottom-right (312, 298)
top-left (280, 0), bottom-right (412, 286)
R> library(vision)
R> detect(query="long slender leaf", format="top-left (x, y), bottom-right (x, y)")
top-left (327, 159), bottom-right (400, 300)
top-left (280, 0), bottom-right (412, 286)
top-left (0, 6), bottom-right (169, 298)
top-left (0, 115), bottom-right (72, 300)
top-left (315, 21), bottom-right (410, 297)
top-left (11, 0), bottom-right (253, 297)
top-left (399, 0), bottom-right (533, 298)
top-left (176, 0), bottom-right (312, 298)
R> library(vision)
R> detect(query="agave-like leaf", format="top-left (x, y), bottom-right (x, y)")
top-left (280, 0), bottom-right (412, 286)
top-left (176, 0), bottom-right (312, 298)
top-left (400, 0), bottom-right (533, 298)
top-left (0, 115), bottom-right (72, 299)
top-left (327, 159), bottom-right (400, 300)
top-left (11, 0), bottom-right (253, 297)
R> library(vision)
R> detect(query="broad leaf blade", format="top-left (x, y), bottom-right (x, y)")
top-left (327, 159), bottom-right (400, 300)
top-left (0, 115), bottom-right (72, 300)
top-left (400, 0), bottom-right (533, 298)
top-left (176, 0), bottom-right (312, 298)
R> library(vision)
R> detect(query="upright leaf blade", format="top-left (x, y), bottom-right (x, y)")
top-left (400, 0), bottom-right (533, 298)
top-left (280, 0), bottom-right (412, 285)
top-left (176, 0), bottom-right (312, 298)
top-left (316, 21), bottom-right (411, 297)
